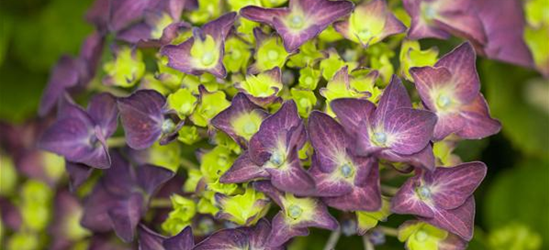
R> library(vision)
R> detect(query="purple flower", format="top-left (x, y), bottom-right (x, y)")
top-left (66, 161), bottom-right (94, 191)
top-left (253, 181), bottom-right (339, 247)
top-left (39, 32), bottom-right (105, 116)
top-left (39, 93), bottom-right (118, 169)
top-left (410, 42), bottom-right (501, 141)
top-left (403, 0), bottom-right (486, 45)
top-left (331, 76), bottom-right (438, 170)
top-left (161, 12), bottom-right (237, 78)
top-left (240, 0), bottom-right (354, 52)
top-left (211, 93), bottom-right (269, 147)
top-left (220, 101), bottom-right (316, 196)
top-left (307, 111), bottom-right (382, 211)
top-left (334, 0), bottom-right (406, 47)
top-left (81, 152), bottom-right (174, 242)
top-left (118, 89), bottom-right (183, 150)
top-left (391, 162), bottom-right (487, 240)
top-left (138, 225), bottom-right (194, 250)
top-left (469, 0), bottom-right (534, 68)
top-left (193, 219), bottom-right (283, 250)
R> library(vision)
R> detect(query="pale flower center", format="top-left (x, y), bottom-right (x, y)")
top-left (287, 204), bottom-right (303, 219)
top-left (415, 230), bottom-right (429, 242)
top-left (417, 186), bottom-right (432, 200)
top-left (201, 52), bottom-right (215, 66)
top-left (268, 50), bottom-right (279, 61)
top-left (436, 94), bottom-right (451, 109)
top-left (289, 15), bottom-right (304, 29)
top-left (162, 119), bottom-right (175, 134)
top-left (269, 151), bottom-right (285, 166)
top-left (243, 122), bottom-right (257, 136)
top-left (340, 163), bottom-right (354, 178)
top-left (373, 132), bottom-right (387, 145)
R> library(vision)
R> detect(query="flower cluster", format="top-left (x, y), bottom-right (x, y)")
top-left (5, 0), bottom-right (547, 249)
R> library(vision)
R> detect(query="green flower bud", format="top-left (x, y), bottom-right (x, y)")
top-left (103, 46), bottom-right (146, 88)
top-left (0, 153), bottom-right (17, 195)
top-left (168, 88), bottom-right (198, 119)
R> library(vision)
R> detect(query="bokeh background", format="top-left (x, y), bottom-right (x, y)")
top-left (0, 0), bottom-right (547, 249)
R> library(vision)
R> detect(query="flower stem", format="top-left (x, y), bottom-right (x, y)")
top-left (150, 198), bottom-right (172, 208)
top-left (380, 185), bottom-right (399, 196)
top-left (180, 157), bottom-right (199, 169)
top-left (323, 227), bottom-right (341, 250)
top-left (363, 235), bottom-right (375, 250)
top-left (107, 137), bottom-right (127, 148)
top-left (378, 226), bottom-right (399, 237)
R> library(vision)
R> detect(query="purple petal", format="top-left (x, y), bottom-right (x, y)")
top-left (435, 11), bottom-right (487, 45)
top-left (109, 0), bottom-right (150, 32)
top-left (38, 96), bottom-right (110, 168)
top-left (373, 76), bottom-right (412, 125)
top-left (66, 161), bottom-right (93, 192)
top-left (403, 0), bottom-right (451, 40)
top-left (383, 108), bottom-right (437, 155)
top-left (330, 98), bottom-right (376, 137)
top-left (220, 151), bottom-right (270, 183)
top-left (268, 149), bottom-right (316, 196)
top-left (78, 32), bottom-right (105, 84)
top-left (471, 0), bottom-right (533, 68)
top-left (211, 93), bottom-right (268, 146)
top-left (245, 219), bottom-right (282, 249)
top-left (138, 224), bottom-right (167, 250)
top-left (118, 90), bottom-right (166, 150)
top-left (456, 94), bottom-right (501, 139)
top-left (380, 144), bottom-right (436, 171)
top-left (248, 100), bottom-right (303, 165)
top-left (434, 42), bottom-right (480, 103)
top-left (136, 164), bottom-right (175, 195)
top-left (323, 162), bottom-right (381, 211)
top-left (39, 56), bottom-right (79, 116)
top-left (163, 226), bottom-right (194, 250)
top-left (193, 228), bottom-right (247, 250)
top-left (252, 180), bottom-right (284, 206)
top-left (101, 151), bottom-right (136, 195)
top-left (202, 12), bottom-right (237, 41)
top-left (109, 193), bottom-right (145, 242)
top-left (239, 6), bottom-right (288, 26)
top-left (421, 196), bottom-right (476, 241)
top-left (88, 93), bottom-right (119, 138)
top-left (308, 164), bottom-right (354, 197)
top-left (409, 66), bottom-right (453, 111)
top-left (391, 174), bottom-right (435, 218)
top-left (308, 111), bottom-right (351, 172)
top-left (429, 162), bottom-right (486, 210)
top-left (81, 184), bottom-right (119, 232)
top-left (267, 212), bottom-right (310, 247)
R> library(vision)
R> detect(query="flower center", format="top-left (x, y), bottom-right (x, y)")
top-left (415, 230), bottom-right (429, 242)
top-left (268, 50), bottom-right (279, 61)
top-left (231, 50), bottom-right (241, 60)
top-left (373, 132), bottom-right (387, 145)
top-left (358, 29), bottom-right (371, 39)
top-left (417, 186), bottom-right (432, 200)
top-left (340, 163), bottom-right (354, 178)
top-left (299, 98), bottom-right (310, 109)
top-left (201, 52), bottom-right (215, 66)
top-left (423, 5), bottom-right (436, 20)
top-left (269, 151), bottom-right (285, 166)
top-left (304, 76), bottom-right (313, 86)
top-left (436, 94), bottom-right (451, 109)
top-left (289, 15), bottom-right (304, 29)
top-left (162, 119), bottom-right (175, 134)
top-left (243, 122), bottom-right (257, 136)
top-left (287, 204), bottom-right (303, 219)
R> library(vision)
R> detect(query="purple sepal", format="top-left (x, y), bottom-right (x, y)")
top-left (266, 148), bottom-right (316, 196)
top-left (163, 226), bottom-right (194, 250)
top-left (66, 161), bottom-right (93, 192)
top-left (330, 98), bottom-right (376, 137)
top-left (138, 224), bottom-right (194, 250)
top-left (39, 56), bottom-right (79, 116)
top-left (219, 151), bottom-right (270, 184)
top-left (193, 219), bottom-right (282, 250)
top-left (118, 90), bottom-right (166, 150)
top-left (421, 196), bottom-right (476, 241)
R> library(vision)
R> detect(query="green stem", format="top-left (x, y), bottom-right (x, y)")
top-left (323, 227), bottom-right (341, 250)
top-left (150, 198), bottom-right (172, 208)
top-left (380, 185), bottom-right (399, 196)
top-left (378, 226), bottom-right (399, 237)
top-left (89, 80), bottom-right (128, 96)
top-left (180, 157), bottom-right (199, 169)
top-left (107, 137), bottom-right (127, 148)
top-left (363, 235), bottom-right (375, 250)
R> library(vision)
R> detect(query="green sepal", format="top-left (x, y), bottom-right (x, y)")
top-left (168, 88), bottom-right (198, 119)
top-left (145, 142), bottom-right (182, 172)
top-left (319, 50), bottom-right (357, 80)
top-left (190, 34), bottom-right (221, 70)
top-left (298, 67), bottom-right (321, 90)
top-left (197, 196), bottom-right (220, 216)
top-left (319, 25), bottom-right (345, 43)
top-left (253, 35), bottom-right (289, 72)
top-left (141, 74), bottom-right (172, 95)
top-left (157, 56), bottom-right (186, 89)
top-left (224, 37), bottom-right (253, 73)
top-left (290, 88), bottom-right (317, 118)
top-left (399, 40), bottom-right (439, 81)
top-left (398, 221), bottom-right (448, 250)
top-left (178, 125), bottom-right (202, 145)
top-left (200, 146), bottom-right (235, 182)
top-left (103, 46), bottom-right (146, 88)
top-left (237, 18), bottom-right (260, 43)
top-left (190, 88), bottom-right (230, 127)
top-left (287, 41), bottom-right (323, 68)
top-left (350, 68), bottom-right (382, 102)
top-left (356, 196), bottom-right (391, 235)
top-left (215, 186), bottom-right (270, 226)
top-left (183, 169), bottom-right (203, 193)
top-left (150, 13), bottom-right (174, 40)
top-left (212, 131), bottom-right (242, 154)
top-left (366, 43), bottom-right (396, 83)
top-left (162, 195), bottom-right (196, 236)
top-left (237, 69), bottom-right (283, 99)
top-left (189, 0), bottom-right (222, 24)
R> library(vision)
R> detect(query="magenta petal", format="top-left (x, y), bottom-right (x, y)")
top-left (81, 184), bottom-right (119, 232)
top-left (429, 162), bottom-right (486, 210)
top-left (211, 93), bottom-right (268, 146)
top-left (309, 164), bottom-right (354, 197)
top-left (246, 219), bottom-right (283, 250)
top-left (403, 0), bottom-right (451, 40)
top-left (39, 56), bottom-right (79, 116)
top-left (253, 181), bottom-right (284, 207)
top-left (136, 164), bottom-right (175, 195)
top-left (372, 76), bottom-right (412, 125)
top-left (435, 12), bottom-right (487, 45)
top-left (239, 6), bottom-right (288, 26)
top-left (163, 226), bottom-right (194, 250)
top-left (267, 149), bottom-right (316, 196)
top-left (330, 98), bottom-right (376, 137)
top-left (456, 94), bottom-right (501, 139)
top-left (421, 196), bottom-right (476, 241)
top-left (118, 90), bottom-right (166, 150)
top-left (267, 212), bottom-right (310, 247)
top-left (308, 111), bottom-right (351, 172)
top-left (108, 193), bottom-right (145, 242)
top-left (391, 174), bottom-right (435, 218)
top-left (409, 66), bottom-right (453, 111)
top-left (323, 163), bottom-right (381, 211)
top-left (219, 152), bottom-right (270, 183)
top-left (88, 93), bottom-right (119, 138)
top-left (381, 144), bottom-right (436, 171)
top-left (384, 108), bottom-right (437, 155)
top-left (434, 42), bottom-right (480, 103)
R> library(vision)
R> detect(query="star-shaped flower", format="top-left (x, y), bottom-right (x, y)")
top-left (409, 42), bottom-right (501, 141)
top-left (240, 0), bottom-right (354, 52)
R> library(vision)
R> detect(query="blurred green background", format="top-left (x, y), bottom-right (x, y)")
top-left (0, 0), bottom-right (547, 249)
